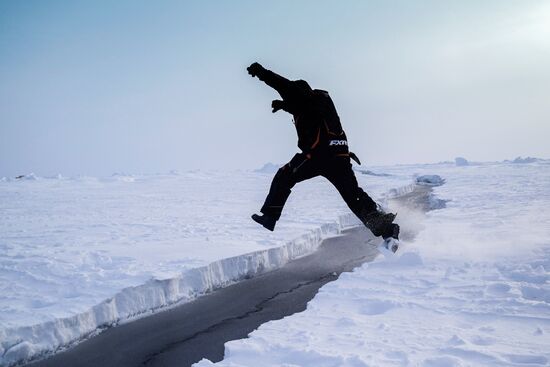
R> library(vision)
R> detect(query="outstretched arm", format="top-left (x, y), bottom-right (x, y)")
top-left (247, 62), bottom-right (295, 100)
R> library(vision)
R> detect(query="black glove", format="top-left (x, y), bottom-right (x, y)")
top-left (247, 62), bottom-right (265, 78)
top-left (271, 99), bottom-right (285, 113)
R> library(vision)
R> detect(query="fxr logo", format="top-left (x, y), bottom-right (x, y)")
top-left (329, 140), bottom-right (348, 146)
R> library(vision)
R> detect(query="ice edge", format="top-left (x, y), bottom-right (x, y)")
top-left (0, 213), bottom-right (360, 367)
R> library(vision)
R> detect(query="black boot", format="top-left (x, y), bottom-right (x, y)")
top-left (362, 210), bottom-right (398, 239)
top-left (251, 213), bottom-right (277, 231)
top-left (382, 222), bottom-right (400, 240)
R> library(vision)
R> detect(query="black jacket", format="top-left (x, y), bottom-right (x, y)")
top-left (257, 68), bottom-right (349, 157)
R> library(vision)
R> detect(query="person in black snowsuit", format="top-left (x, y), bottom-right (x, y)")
top-left (248, 62), bottom-right (399, 240)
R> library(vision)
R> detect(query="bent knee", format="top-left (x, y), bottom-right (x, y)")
top-left (273, 165), bottom-right (296, 186)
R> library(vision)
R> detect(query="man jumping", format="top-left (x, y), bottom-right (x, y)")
top-left (247, 62), bottom-right (399, 241)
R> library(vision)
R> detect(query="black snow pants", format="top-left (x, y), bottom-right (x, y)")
top-left (260, 153), bottom-right (378, 222)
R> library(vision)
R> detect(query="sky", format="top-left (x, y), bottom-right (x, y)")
top-left (1, 0), bottom-right (549, 176)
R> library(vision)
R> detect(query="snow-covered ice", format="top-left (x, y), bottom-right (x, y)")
top-left (415, 174), bottom-right (445, 187)
top-left (3, 161), bottom-right (549, 366)
top-left (196, 162), bottom-right (550, 367)
top-left (1, 166), bottom-right (414, 365)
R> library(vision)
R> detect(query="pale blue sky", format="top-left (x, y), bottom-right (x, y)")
top-left (1, 0), bottom-right (549, 176)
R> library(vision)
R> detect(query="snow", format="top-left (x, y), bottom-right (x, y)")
top-left (415, 174), bottom-right (445, 186)
top-left (3, 161), bottom-right (549, 366)
top-left (0, 167), bottom-right (412, 365)
top-left (196, 162), bottom-right (550, 367)
top-left (354, 168), bottom-right (393, 177)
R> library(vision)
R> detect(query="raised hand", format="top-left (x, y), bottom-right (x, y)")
top-left (247, 62), bottom-right (265, 78)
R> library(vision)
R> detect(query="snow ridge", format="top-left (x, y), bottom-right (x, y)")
top-left (0, 213), bottom-right (358, 367)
